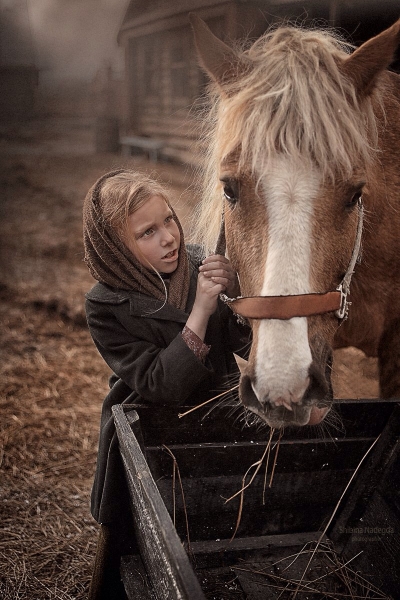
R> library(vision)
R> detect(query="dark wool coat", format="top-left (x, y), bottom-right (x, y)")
top-left (85, 245), bottom-right (250, 524)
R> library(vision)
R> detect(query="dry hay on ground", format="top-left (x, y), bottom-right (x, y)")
top-left (0, 140), bottom-right (198, 599)
top-left (0, 289), bottom-right (108, 599)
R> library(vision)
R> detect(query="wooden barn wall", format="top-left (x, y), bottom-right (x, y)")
top-left (120, 0), bottom-right (400, 162)
top-left (120, 2), bottom-right (270, 160)
top-left (127, 22), bottom-right (211, 140)
top-left (124, 14), bottom-right (227, 162)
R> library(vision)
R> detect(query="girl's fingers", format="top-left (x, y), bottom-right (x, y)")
top-left (201, 254), bottom-right (228, 265)
top-left (198, 257), bottom-right (238, 300)
top-left (202, 268), bottom-right (234, 280)
top-left (200, 262), bottom-right (235, 276)
top-left (200, 260), bottom-right (232, 274)
top-left (210, 276), bottom-right (229, 287)
top-left (198, 277), bottom-right (225, 298)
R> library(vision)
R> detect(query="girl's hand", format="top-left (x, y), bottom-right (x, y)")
top-left (199, 254), bottom-right (240, 298)
top-left (185, 272), bottom-right (223, 341)
top-left (185, 255), bottom-right (240, 342)
top-left (193, 271), bottom-right (224, 318)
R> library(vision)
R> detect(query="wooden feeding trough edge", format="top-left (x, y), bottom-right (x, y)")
top-left (110, 399), bottom-right (400, 600)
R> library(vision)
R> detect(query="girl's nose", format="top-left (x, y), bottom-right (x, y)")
top-left (160, 228), bottom-right (175, 245)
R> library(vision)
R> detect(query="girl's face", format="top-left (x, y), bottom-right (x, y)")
top-left (125, 195), bottom-right (181, 273)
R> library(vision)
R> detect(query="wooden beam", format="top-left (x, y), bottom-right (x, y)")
top-left (112, 405), bottom-right (206, 600)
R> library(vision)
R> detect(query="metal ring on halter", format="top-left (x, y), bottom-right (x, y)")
top-left (334, 197), bottom-right (364, 320)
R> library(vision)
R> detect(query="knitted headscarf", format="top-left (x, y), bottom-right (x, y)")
top-left (83, 169), bottom-right (190, 310)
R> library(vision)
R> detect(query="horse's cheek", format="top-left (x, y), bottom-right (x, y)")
top-left (226, 216), bottom-right (264, 295)
top-left (308, 315), bottom-right (337, 352)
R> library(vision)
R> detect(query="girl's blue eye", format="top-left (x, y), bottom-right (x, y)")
top-left (143, 228), bottom-right (154, 237)
top-left (165, 215), bottom-right (173, 223)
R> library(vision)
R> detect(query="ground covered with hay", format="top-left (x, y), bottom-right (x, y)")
top-left (0, 118), bottom-right (196, 599)
top-left (0, 117), bottom-right (379, 599)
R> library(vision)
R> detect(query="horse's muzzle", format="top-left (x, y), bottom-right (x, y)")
top-left (239, 355), bottom-right (333, 428)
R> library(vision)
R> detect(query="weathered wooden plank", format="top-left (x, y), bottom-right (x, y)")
top-left (329, 405), bottom-right (400, 598)
top-left (146, 437), bottom-right (376, 479)
top-left (338, 491), bottom-right (400, 598)
top-left (190, 531), bottom-right (325, 569)
top-left (120, 555), bottom-right (155, 600)
top-left (329, 404), bottom-right (400, 549)
top-left (112, 405), bottom-right (206, 600)
top-left (122, 400), bottom-right (398, 446)
top-left (155, 469), bottom-right (355, 541)
top-left (120, 136), bottom-right (165, 150)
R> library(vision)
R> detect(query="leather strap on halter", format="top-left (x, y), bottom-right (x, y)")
top-left (222, 291), bottom-right (341, 320)
top-left (217, 198), bottom-right (364, 322)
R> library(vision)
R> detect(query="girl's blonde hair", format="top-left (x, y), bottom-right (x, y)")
top-left (99, 170), bottom-right (171, 237)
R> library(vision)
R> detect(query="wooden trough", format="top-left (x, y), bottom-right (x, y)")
top-left (101, 399), bottom-right (400, 599)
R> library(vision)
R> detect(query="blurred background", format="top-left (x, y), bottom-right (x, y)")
top-left (1, 0), bottom-right (399, 163)
top-left (0, 2), bottom-right (398, 598)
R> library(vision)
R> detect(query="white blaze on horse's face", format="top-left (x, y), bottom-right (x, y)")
top-left (253, 157), bottom-right (321, 412)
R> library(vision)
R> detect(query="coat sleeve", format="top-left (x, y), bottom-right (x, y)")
top-left (86, 299), bottom-right (214, 405)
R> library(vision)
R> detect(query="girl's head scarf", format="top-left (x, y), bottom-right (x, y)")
top-left (83, 169), bottom-right (190, 310)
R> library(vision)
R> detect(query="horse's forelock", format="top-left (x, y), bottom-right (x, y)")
top-left (224, 27), bottom-right (378, 171)
top-left (194, 25), bottom-right (381, 254)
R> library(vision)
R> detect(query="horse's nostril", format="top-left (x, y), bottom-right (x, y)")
top-left (273, 397), bottom-right (293, 411)
top-left (240, 373), bottom-right (264, 412)
top-left (305, 360), bottom-right (330, 403)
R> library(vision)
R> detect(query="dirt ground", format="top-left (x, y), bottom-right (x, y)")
top-left (0, 116), bottom-right (379, 599)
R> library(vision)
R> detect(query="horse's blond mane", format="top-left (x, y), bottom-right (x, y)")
top-left (192, 25), bottom-right (380, 253)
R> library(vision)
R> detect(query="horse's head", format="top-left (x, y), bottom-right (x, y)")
top-left (191, 15), bottom-right (400, 428)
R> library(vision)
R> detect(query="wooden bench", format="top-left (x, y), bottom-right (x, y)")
top-left (90, 399), bottom-right (400, 599)
top-left (119, 135), bottom-right (165, 162)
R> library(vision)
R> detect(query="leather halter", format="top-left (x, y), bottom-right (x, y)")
top-left (218, 198), bottom-right (364, 323)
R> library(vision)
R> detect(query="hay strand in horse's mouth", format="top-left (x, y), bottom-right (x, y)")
top-left (224, 433), bottom-right (276, 504)
top-left (224, 429), bottom-right (282, 542)
top-left (178, 385), bottom-right (239, 418)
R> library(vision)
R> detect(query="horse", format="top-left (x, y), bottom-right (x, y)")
top-left (190, 14), bottom-right (400, 429)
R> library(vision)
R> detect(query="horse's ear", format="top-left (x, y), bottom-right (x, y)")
top-left (342, 19), bottom-right (400, 97)
top-left (189, 13), bottom-right (247, 88)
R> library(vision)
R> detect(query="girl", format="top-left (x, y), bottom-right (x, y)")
top-left (83, 169), bottom-right (249, 596)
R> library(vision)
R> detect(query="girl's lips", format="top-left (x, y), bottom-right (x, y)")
top-left (162, 248), bottom-right (178, 261)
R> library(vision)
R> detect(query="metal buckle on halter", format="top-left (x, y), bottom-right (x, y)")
top-left (220, 293), bottom-right (232, 304)
top-left (220, 293), bottom-right (248, 326)
top-left (335, 283), bottom-right (351, 321)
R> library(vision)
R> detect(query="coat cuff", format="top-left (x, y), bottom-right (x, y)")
top-left (181, 325), bottom-right (210, 363)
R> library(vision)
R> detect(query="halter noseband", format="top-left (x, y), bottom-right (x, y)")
top-left (219, 198), bottom-right (364, 323)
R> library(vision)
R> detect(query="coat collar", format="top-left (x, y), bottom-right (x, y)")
top-left (85, 247), bottom-right (201, 322)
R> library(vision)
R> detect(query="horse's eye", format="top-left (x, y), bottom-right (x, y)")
top-left (221, 179), bottom-right (238, 204)
top-left (346, 190), bottom-right (363, 210)
top-left (223, 186), bottom-right (236, 203)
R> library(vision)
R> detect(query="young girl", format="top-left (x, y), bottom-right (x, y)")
top-left (83, 169), bottom-right (249, 537)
